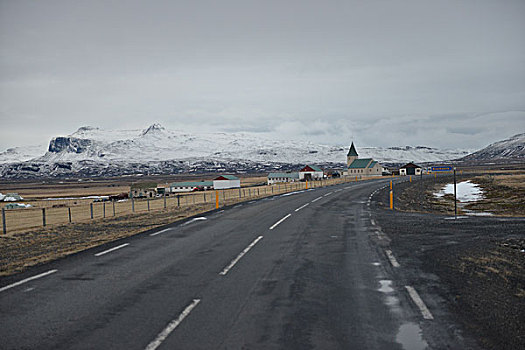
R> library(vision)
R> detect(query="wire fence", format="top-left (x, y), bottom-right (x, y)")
top-left (1, 176), bottom-right (380, 235)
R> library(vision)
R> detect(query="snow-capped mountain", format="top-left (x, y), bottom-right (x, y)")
top-left (0, 124), bottom-right (472, 178)
top-left (460, 133), bottom-right (525, 161)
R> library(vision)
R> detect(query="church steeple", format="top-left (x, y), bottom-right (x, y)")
top-left (347, 142), bottom-right (358, 167)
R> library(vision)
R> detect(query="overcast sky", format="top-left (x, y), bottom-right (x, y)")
top-left (1, 0), bottom-right (524, 151)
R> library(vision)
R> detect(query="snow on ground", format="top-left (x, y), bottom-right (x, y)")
top-left (434, 181), bottom-right (484, 202)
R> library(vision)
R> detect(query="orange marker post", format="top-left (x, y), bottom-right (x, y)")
top-left (215, 190), bottom-right (219, 209)
top-left (390, 190), bottom-right (394, 210)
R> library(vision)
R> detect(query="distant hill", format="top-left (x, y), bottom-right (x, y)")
top-left (460, 133), bottom-right (525, 162)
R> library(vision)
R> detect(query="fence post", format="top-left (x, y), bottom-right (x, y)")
top-left (68, 207), bottom-right (72, 223)
top-left (164, 193), bottom-right (167, 209)
top-left (204, 192), bottom-right (207, 202)
top-left (177, 195), bottom-right (180, 207)
top-left (2, 208), bottom-right (6, 235)
top-left (113, 201), bottom-right (116, 216)
top-left (239, 188), bottom-right (241, 198)
top-left (132, 197), bottom-right (135, 212)
top-left (103, 202), bottom-right (106, 218)
top-left (42, 208), bottom-right (46, 227)
top-left (90, 203), bottom-right (94, 219)
top-left (147, 199), bottom-right (150, 211)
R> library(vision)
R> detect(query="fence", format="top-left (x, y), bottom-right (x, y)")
top-left (1, 176), bottom-right (380, 235)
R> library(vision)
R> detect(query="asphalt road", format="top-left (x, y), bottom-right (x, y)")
top-left (0, 179), bottom-right (477, 349)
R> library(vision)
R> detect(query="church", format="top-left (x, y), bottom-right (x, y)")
top-left (345, 142), bottom-right (383, 176)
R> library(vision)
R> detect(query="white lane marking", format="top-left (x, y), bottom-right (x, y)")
top-left (311, 196), bottom-right (323, 203)
top-left (248, 201), bottom-right (256, 204)
top-left (335, 189), bottom-right (342, 192)
top-left (344, 186), bottom-right (351, 189)
top-left (94, 243), bottom-right (129, 257)
top-left (23, 287), bottom-right (35, 293)
top-left (150, 228), bottom-right (171, 237)
top-left (217, 210), bottom-right (225, 213)
top-left (405, 286), bottom-right (434, 320)
top-left (182, 217), bottom-right (207, 226)
top-left (269, 214), bottom-right (292, 230)
top-left (323, 192), bottom-right (333, 197)
top-left (219, 235), bottom-right (263, 275)
top-left (0, 269), bottom-right (57, 293)
top-left (145, 299), bottom-right (201, 350)
top-left (371, 219), bottom-right (376, 226)
top-left (295, 203), bottom-right (309, 212)
top-left (385, 250), bottom-right (400, 267)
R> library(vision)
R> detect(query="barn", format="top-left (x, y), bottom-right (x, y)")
top-left (299, 165), bottom-right (324, 181)
top-left (399, 163), bottom-right (422, 176)
top-left (213, 175), bottom-right (241, 189)
top-left (170, 181), bottom-right (213, 193)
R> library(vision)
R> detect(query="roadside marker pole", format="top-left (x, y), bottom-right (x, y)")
top-left (454, 167), bottom-right (458, 219)
top-left (42, 208), bottom-right (46, 227)
top-left (390, 180), bottom-right (392, 190)
top-left (390, 190), bottom-right (394, 210)
top-left (215, 190), bottom-right (219, 209)
top-left (90, 203), bottom-right (94, 219)
top-left (306, 181), bottom-right (308, 189)
top-left (68, 207), bottom-right (72, 223)
top-left (409, 176), bottom-right (412, 182)
top-left (163, 192), bottom-right (167, 209)
top-left (2, 208), bottom-right (6, 234)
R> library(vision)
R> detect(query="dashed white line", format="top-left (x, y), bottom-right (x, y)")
top-left (219, 236), bottom-right (263, 275)
top-left (311, 196), bottom-right (323, 203)
top-left (0, 269), bottom-right (57, 293)
top-left (181, 217), bottom-right (207, 226)
top-left (385, 249), bottom-right (400, 267)
top-left (94, 243), bottom-right (130, 257)
top-left (269, 214), bottom-right (292, 230)
top-left (145, 299), bottom-right (201, 350)
top-left (323, 192), bottom-right (333, 197)
top-left (371, 219), bottom-right (376, 226)
top-left (405, 286), bottom-right (434, 320)
top-left (295, 203), bottom-right (310, 212)
top-left (150, 228), bottom-right (171, 236)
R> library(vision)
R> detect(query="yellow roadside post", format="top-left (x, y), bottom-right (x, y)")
top-left (409, 176), bottom-right (412, 182)
top-left (390, 180), bottom-right (392, 190)
top-left (390, 190), bottom-right (394, 210)
top-left (215, 190), bottom-right (219, 209)
top-left (306, 181), bottom-right (308, 189)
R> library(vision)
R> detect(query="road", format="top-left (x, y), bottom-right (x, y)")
top-left (0, 179), bottom-right (476, 349)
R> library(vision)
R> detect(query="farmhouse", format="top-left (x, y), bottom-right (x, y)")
top-left (299, 165), bottom-right (324, 181)
top-left (213, 175), bottom-right (241, 189)
top-left (130, 182), bottom-right (158, 198)
top-left (346, 142), bottom-right (383, 176)
top-left (267, 172), bottom-right (300, 185)
top-left (399, 162), bottom-right (422, 176)
top-left (170, 181), bottom-right (213, 193)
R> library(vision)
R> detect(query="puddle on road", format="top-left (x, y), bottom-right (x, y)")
top-left (396, 323), bottom-right (428, 350)
top-left (378, 280), bottom-right (394, 293)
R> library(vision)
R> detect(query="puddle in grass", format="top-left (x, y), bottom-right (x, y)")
top-left (396, 322), bottom-right (428, 350)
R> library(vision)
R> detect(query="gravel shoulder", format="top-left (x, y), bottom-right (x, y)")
top-left (374, 178), bottom-right (525, 349)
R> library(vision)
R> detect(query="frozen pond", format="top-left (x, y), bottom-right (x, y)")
top-left (434, 180), bottom-right (484, 202)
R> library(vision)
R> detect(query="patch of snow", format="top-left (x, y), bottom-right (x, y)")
top-left (434, 180), bottom-right (484, 202)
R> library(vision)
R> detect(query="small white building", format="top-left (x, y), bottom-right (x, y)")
top-left (267, 172), bottom-right (300, 185)
top-left (299, 165), bottom-right (324, 181)
top-left (213, 175), bottom-right (241, 189)
top-left (170, 181), bottom-right (213, 193)
top-left (399, 163), bottom-right (422, 176)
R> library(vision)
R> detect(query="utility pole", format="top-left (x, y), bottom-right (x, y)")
top-left (454, 167), bottom-right (457, 219)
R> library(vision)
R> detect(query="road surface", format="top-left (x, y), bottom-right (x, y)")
top-left (0, 179), bottom-right (476, 349)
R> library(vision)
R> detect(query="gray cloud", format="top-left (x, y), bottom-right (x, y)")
top-left (1, 0), bottom-right (524, 151)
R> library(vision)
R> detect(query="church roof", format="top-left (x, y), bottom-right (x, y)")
top-left (347, 142), bottom-right (358, 157)
top-left (348, 158), bottom-right (375, 169)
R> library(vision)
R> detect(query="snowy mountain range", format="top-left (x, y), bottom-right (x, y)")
top-left (0, 123), bottom-right (509, 179)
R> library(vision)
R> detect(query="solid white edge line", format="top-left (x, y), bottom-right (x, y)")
top-left (181, 217), bottom-right (207, 226)
top-left (94, 243), bottom-right (130, 257)
top-left (145, 299), bottom-right (201, 350)
top-left (405, 286), bottom-right (434, 320)
top-left (269, 214), bottom-right (292, 230)
top-left (219, 236), bottom-right (263, 275)
top-left (311, 196), bottom-right (323, 202)
top-left (295, 203), bottom-right (309, 212)
top-left (0, 269), bottom-right (58, 293)
top-left (385, 250), bottom-right (400, 267)
top-left (150, 228), bottom-right (171, 236)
